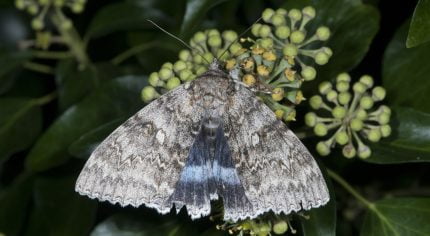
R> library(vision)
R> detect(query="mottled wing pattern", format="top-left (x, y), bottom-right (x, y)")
top-left (75, 84), bottom-right (201, 214)
top-left (224, 84), bottom-right (330, 221)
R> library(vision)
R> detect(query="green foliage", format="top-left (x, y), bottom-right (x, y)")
top-left (0, 0), bottom-right (429, 236)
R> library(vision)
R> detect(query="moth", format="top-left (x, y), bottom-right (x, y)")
top-left (75, 59), bottom-right (330, 221)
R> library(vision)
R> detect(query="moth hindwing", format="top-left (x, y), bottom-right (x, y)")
top-left (75, 61), bottom-right (330, 221)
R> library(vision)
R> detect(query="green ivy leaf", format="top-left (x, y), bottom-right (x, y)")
top-left (0, 98), bottom-right (42, 162)
top-left (85, 2), bottom-right (168, 39)
top-left (407, 0), bottom-right (430, 48)
top-left (283, 0), bottom-right (380, 81)
top-left (0, 174), bottom-right (33, 236)
top-left (28, 176), bottom-right (97, 236)
top-left (55, 60), bottom-right (98, 111)
top-left (383, 21), bottom-right (430, 113)
top-left (365, 106), bottom-right (430, 164)
top-left (69, 118), bottom-right (125, 159)
top-left (360, 197), bottom-right (430, 236)
top-left (25, 76), bottom-right (145, 171)
top-left (300, 164), bottom-right (336, 236)
top-left (180, 0), bottom-right (226, 37)
top-left (0, 49), bottom-right (32, 94)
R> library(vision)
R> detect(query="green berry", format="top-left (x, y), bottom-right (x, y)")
top-left (359, 75), bottom-right (374, 88)
top-left (310, 95), bottom-right (323, 109)
top-left (273, 220), bottom-right (288, 235)
top-left (302, 6), bottom-right (316, 19)
top-left (61, 20), bottom-right (73, 30)
top-left (193, 31), bottom-right (206, 44)
top-left (343, 144), bottom-right (356, 158)
top-left (276, 8), bottom-right (287, 16)
top-left (305, 112), bottom-right (317, 127)
top-left (301, 66), bottom-right (316, 81)
top-left (316, 141), bottom-right (331, 156)
top-left (337, 73), bottom-right (351, 83)
top-left (316, 26), bottom-right (330, 41)
top-left (258, 25), bottom-right (271, 38)
top-left (222, 30), bottom-right (237, 42)
top-left (380, 125), bottom-right (391, 137)
top-left (166, 77), bottom-right (181, 90)
top-left (350, 119), bottom-right (363, 131)
top-left (378, 113), bottom-right (390, 125)
top-left (259, 38), bottom-right (274, 49)
top-left (173, 60), bottom-right (187, 73)
top-left (315, 51), bottom-right (329, 65)
top-left (332, 106), bottom-right (346, 119)
top-left (179, 50), bottom-right (191, 61)
top-left (353, 82), bottom-right (367, 94)
top-left (271, 14), bottom-right (286, 26)
top-left (251, 23), bottom-right (262, 36)
top-left (208, 35), bottom-right (222, 48)
top-left (207, 29), bottom-right (220, 37)
top-left (288, 9), bottom-right (302, 21)
top-left (27, 5), bottom-right (39, 15)
top-left (379, 105), bottom-right (391, 115)
top-left (314, 123), bottom-right (328, 136)
top-left (322, 47), bottom-right (333, 57)
top-left (326, 90), bottom-right (338, 102)
top-left (148, 72), bottom-right (160, 87)
top-left (162, 62), bottom-right (173, 69)
top-left (356, 108), bottom-right (368, 120)
top-left (318, 81), bottom-right (332, 94)
top-left (195, 66), bottom-right (207, 75)
top-left (159, 67), bottom-right (173, 81)
top-left (262, 8), bottom-right (275, 22)
top-left (360, 96), bottom-right (374, 110)
top-left (336, 81), bottom-right (349, 92)
top-left (179, 69), bottom-right (193, 81)
top-left (282, 44), bottom-right (298, 57)
top-left (15, 0), bottom-right (25, 10)
top-left (290, 30), bottom-right (305, 44)
top-left (368, 129), bottom-right (381, 142)
top-left (372, 86), bottom-right (386, 101)
top-left (71, 2), bottom-right (84, 13)
top-left (336, 131), bottom-right (349, 145)
top-left (275, 25), bottom-right (290, 39)
top-left (358, 144), bottom-right (371, 159)
top-left (141, 86), bottom-right (158, 102)
top-left (338, 92), bottom-right (351, 105)
top-left (31, 18), bottom-right (44, 30)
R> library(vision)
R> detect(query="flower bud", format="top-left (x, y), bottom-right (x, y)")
top-left (148, 72), bottom-right (160, 87)
top-left (251, 23), bottom-right (262, 36)
top-left (259, 38), bottom-right (274, 49)
top-left (179, 69), bottom-right (193, 81)
top-left (338, 92), bottom-right (351, 105)
top-left (336, 81), bottom-right (349, 92)
top-left (380, 125), bottom-right (391, 137)
top-left (275, 109), bottom-right (284, 120)
top-left (259, 25), bottom-right (271, 38)
top-left (314, 123), bottom-right (328, 136)
top-left (378, 112), bottom-right (390, 125)
top-left (166, 77), bottom-right (181, 90)
top-left (379, 105), bottom-right (391, 115)
top-left (276, 8), bottom-right (287, 16)
top-left (273, 220), bottom-right (288, 235)
top-left (336, 73), bottom-right (351, 83)
top-left (271, 14), bottom-right (286, 26)
top-left (262, 8), bottom-right (275, 22)
top-left (315, 51), bottom-right (330, 65)
top-left (326, 90), bottom-right (338, 103)
top-left (222, 30), bottom-right (237, 42)
top-left (243, 74), bottom-right (256, 86)
top-left (282, 44), bottom-right (298, 57)
top-left (272, 87), bottom-right (285, 101)
top-left (32, 18), bottom-right (44, 30)
top-left (257, 65), bottom-right (270, 77)
top-left (141, 86), bottom-right (158, 102)
top-left (350, 118), bottom-right (363, 131)
top-left (263, 51), bottom-right (276, 61)
top-left (159, 67), bottom-right (173, 80)
top-left (318, 81), bottom-right (332, 95)
top-left (288, 9), bottom-right (302, 21)
top-left (15, 0), bottom-right (25, 9)
top-left (336, 131), bottom-right (349, 145)
top-left (332, 106), bottom-right (346, 119)
top-left (275, 25), bottom-right (290, 39)
top-left (305, 112), bottom-right (317, 127)
top-left (193, 31), bottom-right (206, 44)
top-left (208, 35), bottom-right (222, 48)
top-left (353, 82), bottom-right (367, 94)
top-left (368, 129), bottom-right (381, 142)
top-left (372, 86), bottom-right (386, 101)
top-left (162, 62), bottom-right (173, 69)
top-left (342, 144), bottom-right (356, 158)
top-left (359, 96), bottom-right (374, 110)
top-left (316, 26), bottom-right (330, 41)
top-left (283, 109), bottom-right (296, 121)
top-left (71, 2), bottom-right (84, 13)
top-left (358, 144), bottom-right (371, 159)
top-left (173, 60), bottom-right (187, 72)
top-left (179, 50), bottom-right (191, 61)
top-left (355, 108), bottom-right (368, 120)
top-left (301, 66), bottom-right (316, 81)
top-left (290, 30), bottom-right (306, 44)
top-left (27, 5), bottom-right (39, 15)
top-left (302, 6), bottom-right (316, 19)
top-left (316, 141), bottom-right (331, 156)
top-left (310, 95), bottom-right (323, 109)
top-left (359, 75), bottom-right (374, 88)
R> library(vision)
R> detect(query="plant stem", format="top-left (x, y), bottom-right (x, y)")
top-left (31, 50), bottom-right (73, 60)
top-left (23, 62), bottom-right (54, 74)
top-left (111, 41), bottom-right (158, 65)
top-left (33, 91), bottom-right (58, 106)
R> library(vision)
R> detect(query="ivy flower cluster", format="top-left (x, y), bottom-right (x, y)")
top-left (15, 0), bottom-right (86, 30)
top-left (305, 73), bottom-right (391, 159)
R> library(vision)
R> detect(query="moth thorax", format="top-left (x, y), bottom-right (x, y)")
top-left (202, 117), bottom-right (221, 141)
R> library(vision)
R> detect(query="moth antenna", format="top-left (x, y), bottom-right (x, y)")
top-left (217, 16), bottom-right (262, 61)
top-left (147, 19), bottom-right (211, 65)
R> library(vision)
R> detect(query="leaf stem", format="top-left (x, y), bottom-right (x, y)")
top-left (33, 91), bottom-right (58, 106)
top-left (23, 62), bottom-right (55, 74)
top-left (31, 50), bottom-right (73, 60)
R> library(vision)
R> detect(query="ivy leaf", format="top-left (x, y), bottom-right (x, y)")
top-left (360, 197), bottom-right (430, 236)
top-left (0, 98), bottom-right (42, 163)
top-left (407, 0), bottom-right (430, 48)
top-left (180, 0), bottom-right (226, 37)
top-left (25, 76), bottom-right (145, 171)
top-left (69, 118), bottom-right (125, 159)
top-left (283, 0), bottom-right (380, 81)
top-left (85, 2), bottom-right (168, 39)
top-left (383, 21), bottom-right (430, 113)
top-left (0, 49), bottom-right (32, 94)
top-left (0, 174), bottom-right (33, 236)
top-left (28, 176), bottom-right (97, 236)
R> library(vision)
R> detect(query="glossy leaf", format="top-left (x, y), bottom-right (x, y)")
top-left (0, 174), bottom-right (33, 236)
top-left (383, 21), bottom-right (430, 113)
top-left (180, 0), bottom-right (226, 37)
top-left (86, 2), bottom-right (168, 39)
top-left (55, 60), bottom-right (98, 111)
top-left (407, 0), bottom-right (430, 48)
top-left (69, 118), bottom-right (125, 159)
top-left (283, 0), bottom-right (380, 81)
top-left (365, 106), bottom-right (430, 164)
top-left (0, 49), bottom-right (32, 94)
top-left (30, 176), bottom-right (97, 236)
top-left (0, 98), bottom-right (42, 162)
top-left (361, 197), bottom-right (430, 236)
top-left (25, 76), bottom-right (145, 171)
